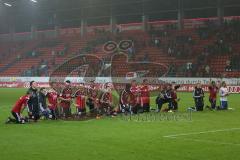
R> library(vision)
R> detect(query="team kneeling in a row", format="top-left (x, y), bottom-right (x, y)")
top-left (6, 79), bottom-right (230, 124)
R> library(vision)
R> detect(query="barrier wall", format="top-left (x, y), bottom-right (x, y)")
top-left (0, 77), bottom-right (239, 93)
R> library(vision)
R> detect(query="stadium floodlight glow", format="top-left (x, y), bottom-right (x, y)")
top-left (30, 0), bottom-right (37, 3)
top-left (4, 3), bottom-right (12, 7)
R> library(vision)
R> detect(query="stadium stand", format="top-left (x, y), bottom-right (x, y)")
top-left (0, 17), bottom-right (240, 78)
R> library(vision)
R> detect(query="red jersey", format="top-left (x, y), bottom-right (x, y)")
top-left (209, 86), bottom-right (218, 100)
top-left (88, 87), bottom-right (98, 100)
top-left (48, 92), bottom-right (58, 109)
top-left (140, 85), bottom-right (150, 105)
top-left (100, 92), bottom-right (112, 105)
top-left (120, 90), bottom-right (135, 106)
top-left (12, 95), bottom-right (30, 113)
top-left (60, 87), bottom-right (72, 108)
top-left (75, 90), bottom-right (86, 109)
top-left (130, 85), bottom-right (140, 104)
top-left (171, 90), bottom-right (177, 100)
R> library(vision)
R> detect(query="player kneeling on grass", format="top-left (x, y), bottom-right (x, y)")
top-left (6, 91), bottom-right (31, 124)
top-left (218, 81), bottom-right (230, 110)
top-left (47, 89), bottom-right (59, 120)
top-left (73, 88), bottom-right (86, 117)
top-left (39, 87), bottom-right (50, 119)
top-left (207, 80), bottom-right (219, 110)
top-left (86, 80), bottom-right (98, 114)
top-left (119, 84), bottom-right (135, 114)
top-left (130, 80), bottom-right (141, 114)
top-left (140, 79), bottom-right (150, 112)
top-left (193, 83), bottom-right (204, 111)
top-left (169, 83), bottom-right (181, 111)
top-left (99, 84), bottom-right (116, 117)
top-left (156, 84), bottom-right (172, 112)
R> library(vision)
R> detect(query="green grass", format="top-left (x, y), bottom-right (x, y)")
top-left (0, 88), bottom-right (239, 160)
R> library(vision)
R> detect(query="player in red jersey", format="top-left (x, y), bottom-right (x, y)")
top-left (140, 79), bottom-right (150, 112)
top-left (119, 83), bottom-right (135, 114)
top-left (130, 80), bottom-right (141, 114)
top-left (169, 83), bottom-right (181, 111)
top-left (59, 80), bottom-right (73, 118)
top-left (208, 81), bottom-right (219, 110)
top-left (73, 87), bottom-right (86, 116)
top-left (47, 88), bottom-right (59, 120)
top-left (6, 91), bottom-right (31, 124)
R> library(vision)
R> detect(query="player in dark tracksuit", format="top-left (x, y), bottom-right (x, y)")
top-left (193, 83), bottom-right (204, 111)
top-left (156, 84), bottom-right (172, 112)
top-left (39, 87), bottom-right (50, 119)
top-left (86, 81), bottom-right (98, 113)
top-left (27, 81), bottom-right (40, 121)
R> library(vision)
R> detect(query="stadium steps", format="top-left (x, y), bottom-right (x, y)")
top-left (0, 41), bottom-right (40, 76)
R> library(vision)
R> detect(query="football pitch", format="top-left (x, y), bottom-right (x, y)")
top-left (0, 88), bottom-right (239, 160)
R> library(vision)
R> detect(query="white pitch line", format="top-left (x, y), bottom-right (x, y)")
top-left (176, 137), bottom-right (240, 146)
top-left (163, 128), bottom-right (240, 146)
top-left (163, 128), bottom-right (240, 138)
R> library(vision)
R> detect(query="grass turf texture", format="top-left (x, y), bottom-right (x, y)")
top-left (0, 88), bottom-right (239, 160)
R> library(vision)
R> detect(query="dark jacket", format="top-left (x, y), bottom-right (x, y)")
top-left (27, 87), bottom-right (39, 114)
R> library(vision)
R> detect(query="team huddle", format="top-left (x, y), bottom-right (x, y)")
top-left (6, 79), bottom-right (231, 124)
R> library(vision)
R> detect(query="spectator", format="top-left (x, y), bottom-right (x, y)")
top-left (205, 65), bottom-right (210, 76)
top-left (188, 36), bottom-right (194, 45)
top-left (127, 47), bottom-right (134, 59)
top-left (32, 51), bottom-right (36, 57)
top-left (225, 60), bottom-right (232, 72)
top-left (168, 47), bottom-right (172, 55)
top-left (51, 50), bottom-right (55, 56)
top-left (154, 38), bottom-right (160, 48)
top-left (186, 62), bottom-right (192, 71)
top-left (17, 54), bottom-right (21, 60)
top-left (143, 53), bottom-right (149, 62)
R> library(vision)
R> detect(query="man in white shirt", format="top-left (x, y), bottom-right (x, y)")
top-left (219, 81), bottom-right (230, 110)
